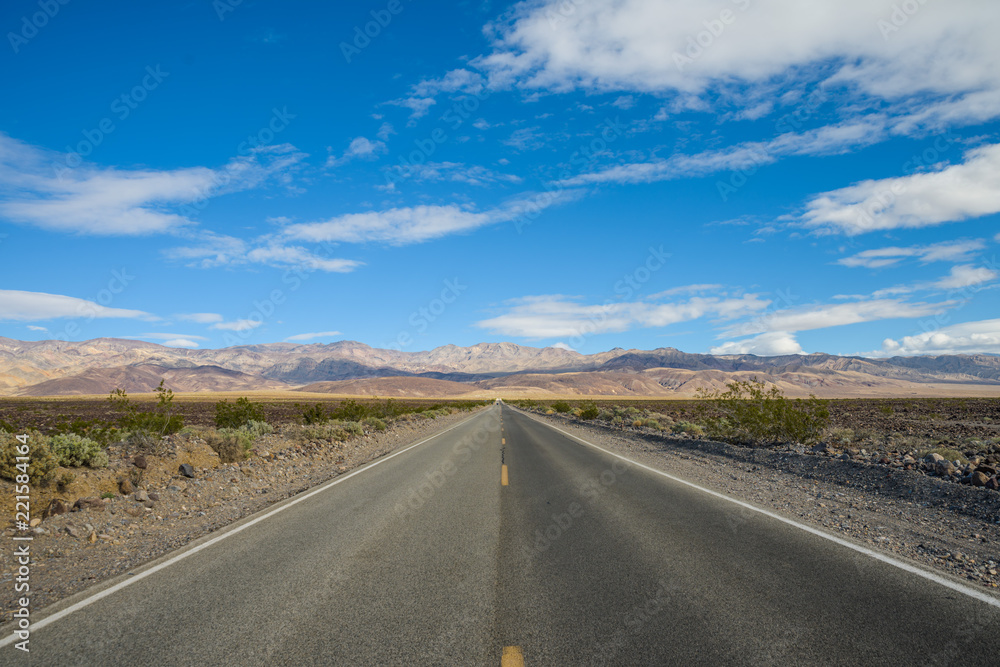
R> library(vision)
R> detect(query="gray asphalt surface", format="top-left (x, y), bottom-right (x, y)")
top-left (5, 404), bottom-right (1000, 665)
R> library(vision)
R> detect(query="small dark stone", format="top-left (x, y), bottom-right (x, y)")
top-left (970, 471), bottom-right (990, 487)
top-left (147, 492), bottom-right (160, 501)
top-left (43, 499), bottom-right (68, 518)
top-left (179, 463), bottom-right (195, 478)
top-left (72, 497), bottom-right (106, 512)
top-left (986, 476), bottom-right (1000, 491)
top-left (133, 455), bottom-right (148, 469)
top-left (975, 464), bottom-right (997, 476)
top-left (119, 478), bottom-right (134, 495)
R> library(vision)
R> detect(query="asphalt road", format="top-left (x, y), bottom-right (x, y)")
top-left (5, 404), bottom-right (1000, 665)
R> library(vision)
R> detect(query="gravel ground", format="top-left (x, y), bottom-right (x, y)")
top-left (522, 408), bottom-right (1000, 595)
top-left (0, 409), bottom-right (481, 622)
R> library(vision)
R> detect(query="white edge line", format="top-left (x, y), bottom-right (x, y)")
top-left (0, 408), bottom-right (491, 647)
top-left (518, 408), bottom-right (1000, 610)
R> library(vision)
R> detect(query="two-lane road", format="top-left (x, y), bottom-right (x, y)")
top-left (5, 404), bottom-right (1000, 665)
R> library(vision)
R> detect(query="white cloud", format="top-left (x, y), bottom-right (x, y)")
top-left (161, 338), bottom-right (201, 348)
top-left (385, 161), bottom-right (522, 186)
top-left (0, 289), bottom-right (156, 322)
top-left (389, 69), bottom-right (484, 119)
top-left (725, 298), bottom-right (953, 336)
top-left (26, 325), bottom-right (48, 332)
top-left (475, 293), bottom-right (770, 339)
top-left (0, 133), bottom-right (306, 235)
top-left (132, 332), bottom-right (210, 341)
top-left (476, 0), bottom-right (1000, 126)
top-left (244, 245), bottom-right (364, 273)
top-left (611, 95), bottom-right (635, 110)
top-left (803, 143), bottom-right (1000, 234)
top-left (177, 313), bottom-right (224, 324)
top-left (710, 332), bottom-right (804, 356)
top-left (932, 264), bottom-right (998, 290)
top-left (282, 192), bottom-right (577, 246)
top-left (376, 122), bottom-right (395, 142)
top-left (211, 319), bottom-right (263, 332)
top-left (326, 136), bottom-right (387, 167)
top-left (555, 120), bottom-right (884, 187)
top-left (285, 331), bottom-right (343, 341)
top-left (550, 342), bottom-right (575, 351)
top-left (652, 284), bottom-right (724, 298)
top-left (880, 318), bottom-right (1000, 356)
top-left (166, 233), bottom-right (363, 273)
top-left (838, 240), bottom-right (986, 268)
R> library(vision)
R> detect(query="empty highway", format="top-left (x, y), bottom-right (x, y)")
top-left (4, 404), bottom-right (1000, 665)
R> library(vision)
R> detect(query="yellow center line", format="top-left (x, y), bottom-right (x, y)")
top-left (502, 437), bottom-right (506, 445)
top-left (501, 464), bottom-right (509, 486)
top-left (501, 646), bottom-right (524, 666)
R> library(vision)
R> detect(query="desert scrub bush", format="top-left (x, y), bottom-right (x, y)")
top-left (203, 430), bottom-right (252, 463)
top-left (0, 430), bottom-right (59, 484)
top-left (301, 422), bottom-right (351, 443)
top-left (551, 401), bottom-right (572, 414)
top-left (823, 427), bottom-right (856, 447)
top-left (51, 417), bottom-right (120, 447)
top-left (298, 403), bottom-right (329, 425)
top-left (241, 420), bottom-right (274, 439)
top-left (46, 433), bottom-right (108, 468)
top-left (578, 402), bottom-right (600, 420)
top-left (215, 397), bottom-right (267, 429)
top-left (673, 421), bottom-right (705, 437)
top-left (697, 379), bottom-right (829, 446)
top-left (363, 417), bottom-right (387, 432)
top-left (108, 380), bottom-right (183, 436)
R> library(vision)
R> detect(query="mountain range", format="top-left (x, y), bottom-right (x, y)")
top-left (2, 337), bottom-right (1000, 398)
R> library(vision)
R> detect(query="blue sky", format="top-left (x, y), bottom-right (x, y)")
top-left (1, 0), bottom-right (998, 357)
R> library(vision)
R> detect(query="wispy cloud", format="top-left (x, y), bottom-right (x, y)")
top-left (553, 121), bottom-right (885, 188)
top-left (211, 319), bottom-right (263, 332)
top-left (475, 293), bottom-right (770, 339)
top-left (285, 331), bottom-right (342, 341)
top-left (326, 136), bottom-right (387, 168)
top-left (722, 298), bottom-right (954, 336)
top-left (0, 289), bottom-right (157, 322)
top-left (838, 240), bottom-right (987, 269)
top-left (0, 133), bottom-right (306, 235)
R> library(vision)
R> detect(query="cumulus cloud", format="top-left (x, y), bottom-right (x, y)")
top-left (476, 0), bottom-right (1000, 121)
top-left (0, 133), bottom-right (306, 235)
top-left (709, 332), bottom-right (804, 356)
top-left (838, 239), bottom-right (987, 269)
top-left (0, 289), bottom-right (156, 322)
top-left (880, 318), bottom-right (1000, 356)
top-left (803, 143), bottom-right (1000, 234)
